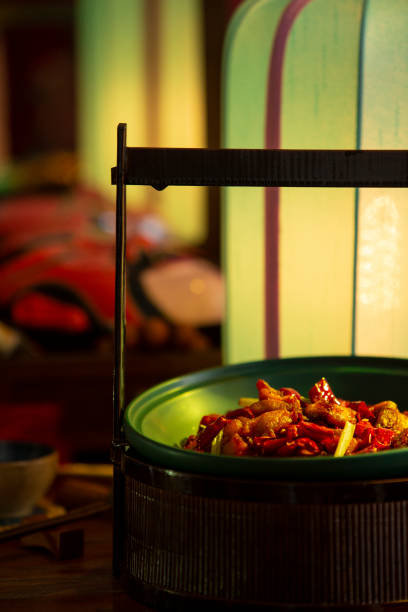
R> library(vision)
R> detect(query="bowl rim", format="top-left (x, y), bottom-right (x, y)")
top-left (123, 355), bottom-right (408, 480)
top-left (0, 440), bottom-right (58, 466)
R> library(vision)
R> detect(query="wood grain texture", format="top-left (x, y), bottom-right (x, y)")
top-left (1, 503), bottom-right (407, 610)
top-left (0, 510), bottom-right (153, 611)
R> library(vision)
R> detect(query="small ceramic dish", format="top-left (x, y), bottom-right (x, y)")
top-left (0, 441), bottom-right (58, 520)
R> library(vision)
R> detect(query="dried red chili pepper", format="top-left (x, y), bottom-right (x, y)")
top-left (252, 436), bottom-right (288, 455)
top-left (297, 421), bottom-right (337, 442)
top-left (320, 436), bottom-right (339, 454)
top-left (356, 402), bottom-right (376, 424)
top-left (253, 433), bottom-right (321, 457)
top-left (355, 420), bottom-right (372, 437)
top-left (309, 377), bottom-right (341, 405)
top-left (196, 416), bottom-right (227, 451)
top-left (275, 442), bottom-right (298, 457)
top-left (293, 437), bottom-right (321, 456)
top-left (200, 413), bottom-right (220, 427)
top-left (354, 421), bottom-right (394, 452)
top-left (276, 437), bottom-right (320, 457)
top-left (372, 427), bottom-right (394, 448)
top-left (354, 421), bottom-right (374, 449)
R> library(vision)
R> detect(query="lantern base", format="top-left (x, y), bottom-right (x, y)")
top-left (115, 450), bottom-right (408, 610)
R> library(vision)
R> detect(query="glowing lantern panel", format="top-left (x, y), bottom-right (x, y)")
top-left (222, 0), bottom-right (408, 364)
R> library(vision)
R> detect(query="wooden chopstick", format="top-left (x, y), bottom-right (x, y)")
top-left (57, 463), bottom-right (113, 479)
top-left (0, 500), bottom-right (111, 542)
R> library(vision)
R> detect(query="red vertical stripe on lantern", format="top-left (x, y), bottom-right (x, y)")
top-left (264, 0), bottom-right (314, 358)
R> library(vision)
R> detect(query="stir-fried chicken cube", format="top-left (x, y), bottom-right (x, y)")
top-left (374, 401), bottom-right (408, 434)
top-left (371, 401), bottom-right (396, 416)
top-left (222, 418), bottom-right (244, 439)
top-left (392, 429), bottom-right (408, 449)
top-left (251, 396), bottom-right (302, 417)
top-left (225, 397), bottom-right (292, 419)
top-left (304, 400), bottom-right (357, 428)
top-left (220, 410), bottom-right (294, 455)
top-left (246, 398), bottom-right (291, 415)
top-left (222, 432), bottom-right (248, 456)
top-left (250, 409), bottom-right (293, 437)
top-left (220, 418), bottom-right (249, 456)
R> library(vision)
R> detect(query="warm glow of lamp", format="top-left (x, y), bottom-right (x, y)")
top-left (222, 0), bottom-right (408, 364)
top-left (77, 0), bottom-right (206, 244)
top-left (358, 195), bottom-right (400, 312)
top-left (356, 189), bottom-right (408, 357)
top-left (77, 0), bottom-right (148, 204)
top-left (156, 0), bottom-right (207, 243)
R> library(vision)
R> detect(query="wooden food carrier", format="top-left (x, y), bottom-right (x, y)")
top-left (111, 123), bottom-right (408, 610)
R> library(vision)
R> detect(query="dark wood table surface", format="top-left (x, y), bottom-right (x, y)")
top-left (2, 507), bottom-right (407, 612)
top-left (0, 508), bottom-right (154, 612)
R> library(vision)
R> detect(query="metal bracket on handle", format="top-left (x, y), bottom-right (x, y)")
top-left (112, 147), bottom-right (408, 190)
top-left (112, 123), bottom-right (127, 451)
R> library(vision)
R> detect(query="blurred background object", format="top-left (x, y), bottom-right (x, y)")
top-left (0, 0), bottom-right (240, 462)
top-left (0, 0), bottom-right (234, 356)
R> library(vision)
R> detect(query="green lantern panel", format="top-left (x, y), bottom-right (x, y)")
top-left (222, 0), bottom-right (408, 363)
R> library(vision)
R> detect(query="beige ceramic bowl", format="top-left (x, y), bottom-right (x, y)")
top-left (0, 441), bottom-right (58, 520)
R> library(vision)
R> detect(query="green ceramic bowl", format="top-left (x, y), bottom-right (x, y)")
top-left (124, 356), bottom-right (408, 481)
